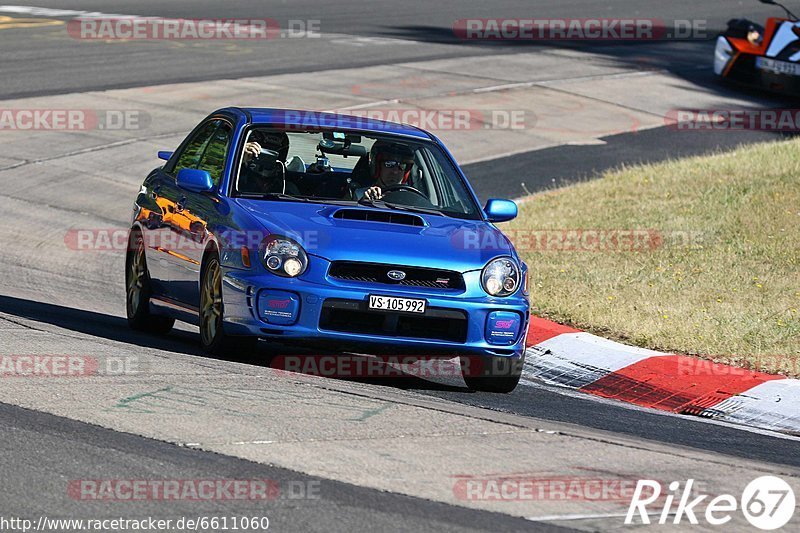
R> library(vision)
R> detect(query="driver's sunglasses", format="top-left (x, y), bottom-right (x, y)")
top-left (383, 160), bottom-right (413, 171)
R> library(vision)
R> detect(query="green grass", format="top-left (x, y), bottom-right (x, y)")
top-left (505, 139), bottom-right (800, 377)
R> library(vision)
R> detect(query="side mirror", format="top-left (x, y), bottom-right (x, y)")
top-left (158, 151), bottom-right (173, 161)
top-left (484, 199), bottom-right (518, 223)
top-left (176, 168), bottom-right (214, 194)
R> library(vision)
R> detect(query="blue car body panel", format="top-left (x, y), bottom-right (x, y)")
top-left (132, 108), bottom-right (530, 360)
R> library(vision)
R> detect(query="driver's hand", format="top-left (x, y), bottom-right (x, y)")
top-left (364, 186), bottom-right (383, 201)
top-left (243, 142), bottom-right (261, 163)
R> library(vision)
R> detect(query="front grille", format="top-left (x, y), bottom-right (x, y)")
top-left (328, 261), bottom-right (465, 290)
top-left (319, 299), bottom-right (468, 343)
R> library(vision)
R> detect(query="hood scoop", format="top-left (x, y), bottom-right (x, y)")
top-left (332, 208), bottom-right (425, 227)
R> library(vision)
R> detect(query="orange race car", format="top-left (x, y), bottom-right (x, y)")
top-left (715, 0), bottom-right (800, 95)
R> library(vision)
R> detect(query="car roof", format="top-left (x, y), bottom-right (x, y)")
top-left (238, 107), bottom-right (433, 140)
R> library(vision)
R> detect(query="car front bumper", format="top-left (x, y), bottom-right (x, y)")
top-left (724, 53), bottom-right (800, 95)
top-left (220, 260), bottom-right (530, 359)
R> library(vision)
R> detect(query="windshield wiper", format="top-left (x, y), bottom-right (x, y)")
top-left (358, 198), bottom-right (455, 218)
top-left (240, 193), bottom-right (359, 206)
top-left (385, 203), bottom-right (455, 218)
top-left (238, 192), bottom-right (311, 202)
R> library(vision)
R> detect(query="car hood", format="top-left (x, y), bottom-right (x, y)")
top-left (235, 199), bottom-right (515, 272)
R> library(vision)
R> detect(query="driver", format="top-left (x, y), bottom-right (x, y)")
top-left (353, 142), bottom-right (416, 201)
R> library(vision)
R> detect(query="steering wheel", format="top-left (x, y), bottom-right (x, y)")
top-left (383, 184), bottom-right (428, 200)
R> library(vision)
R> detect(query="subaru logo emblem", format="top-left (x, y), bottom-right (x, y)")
top-left (387, 270), bottom-right (406, 281)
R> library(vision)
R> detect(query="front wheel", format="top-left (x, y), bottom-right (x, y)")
top-left (461, 355), bottom-right (524, 393)
top-left (199, 254), bottom-right (257, 357)
top-left (126, 230), bottom-right (174, 334)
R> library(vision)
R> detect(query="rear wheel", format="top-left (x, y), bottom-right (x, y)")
top-left (199, 254), bottom-right (257, 357)
top-left (461, 355), bottom-right (523, 393)
top-left (126, 230), bottom-right (174, 334)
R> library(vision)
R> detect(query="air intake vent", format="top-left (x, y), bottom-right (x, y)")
top-left (320, 299), bottom-right (468, 343)
top-left (333, 209), bottom-right (424, 227)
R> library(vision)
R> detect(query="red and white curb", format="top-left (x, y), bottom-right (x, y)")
top-left (523, 317), bottom-right (800, 436)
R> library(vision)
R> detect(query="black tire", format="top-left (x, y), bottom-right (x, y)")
top-left (125, 230), bottom-right (175, 334)
top-left (461, 354), bottom-right (524, 393)
top-left (199, 253), bottom-right (258, 357)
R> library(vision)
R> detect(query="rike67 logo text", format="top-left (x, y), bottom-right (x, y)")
top-left (626, 477), bottom-right (795, 530)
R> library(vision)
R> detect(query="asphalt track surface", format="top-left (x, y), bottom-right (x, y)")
top-left (0, 0), bottom-right (790, 99)
top-left (462, 127), bottom-right (794, 202)
top-left (0, 402), bottom-right (569, 532)
top-left (1, 1), bottom-right (799, 531)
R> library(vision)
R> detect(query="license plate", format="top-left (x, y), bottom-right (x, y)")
top-left (756, 57), bottom-right (800, 76)
top-left (368, 295), bottom-right (427, 314)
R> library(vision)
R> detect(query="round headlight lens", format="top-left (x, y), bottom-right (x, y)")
top-left (486, 277), bottom-right (502, 296)
top-left (266, 255), bottom-right (282, 270)
top-left (260, 236), bottom-right (308, 277)
top-left (283, 257), bottom-right (303, 277)
top-left (481, 257), bottom-right (520, 297)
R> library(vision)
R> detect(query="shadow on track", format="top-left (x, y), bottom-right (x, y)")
top-left (378, 23), bottom-right (797, 104)
top-left (0, 294), bottom-right (468, 393)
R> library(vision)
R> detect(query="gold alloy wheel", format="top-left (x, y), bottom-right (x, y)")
top-left (126, 236), bottom-right (146, 318)
top-left (200, 258), bottom-right (223, 346)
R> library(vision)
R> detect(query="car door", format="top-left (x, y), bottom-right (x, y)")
top-left (168, 120), bottom-right (234, 308)
top-left (137, 168), bottom-right (172, 298)
top-left (154, 119), bottom-right (220, 303)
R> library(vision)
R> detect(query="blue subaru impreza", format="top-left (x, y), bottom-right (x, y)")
top-left (126, 108), bottom-right (529, 392)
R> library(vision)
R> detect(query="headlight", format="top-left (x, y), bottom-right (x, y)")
top-left (260, 236), bottom-right (308, 277)
top-left (481, 257), bottom-right (521, 297)
top-left (713, 36), bottom-right (734, 76)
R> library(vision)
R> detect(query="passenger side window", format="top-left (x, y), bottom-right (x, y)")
top-left (171, 120), bottom-right (220, 176)
top-left (197, 123), bottom-right (232, 187)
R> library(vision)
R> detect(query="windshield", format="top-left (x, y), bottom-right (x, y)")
top-left (234, 128), bottom-right (482, 220)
